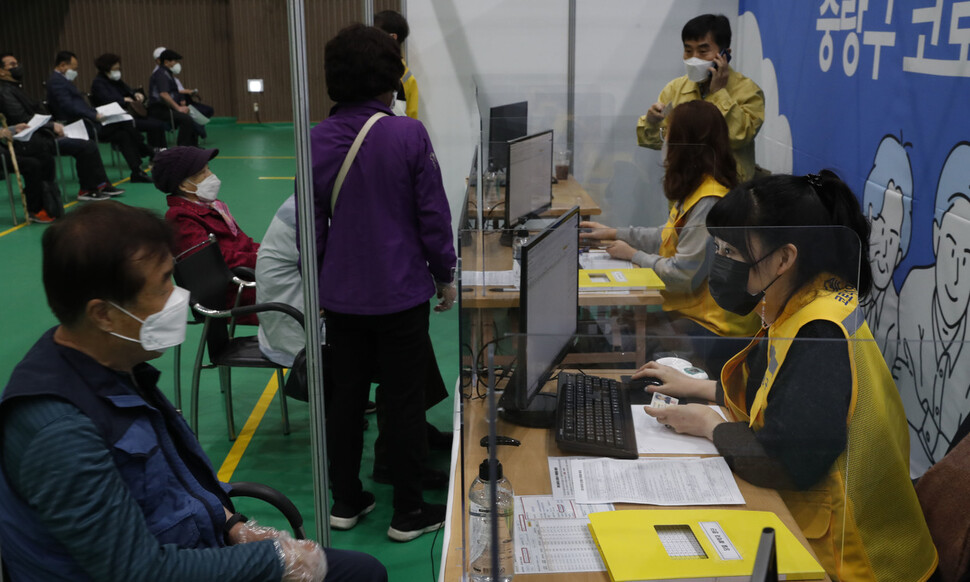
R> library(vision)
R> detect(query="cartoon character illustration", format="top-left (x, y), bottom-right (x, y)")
top-left (894, 142), bottom-right (970, 476)
top-left (862, 135), bottom-right (913, 367)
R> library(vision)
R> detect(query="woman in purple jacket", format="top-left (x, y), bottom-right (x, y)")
top-left (311, 24), bottom-right (457, 543)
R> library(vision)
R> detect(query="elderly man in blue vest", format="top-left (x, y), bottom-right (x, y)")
top-left (0, 201), bottom-right (386, 582)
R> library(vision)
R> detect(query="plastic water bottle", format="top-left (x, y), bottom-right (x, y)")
top-left (511, 230), bottom-right (529, 284)
top-left (468, 459), bottom-right (515, 582)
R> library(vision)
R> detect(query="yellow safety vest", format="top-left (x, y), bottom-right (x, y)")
top-left (658, 176), bottom-right (760, 337)
top-left (721, 275), bottom-right (938, 581)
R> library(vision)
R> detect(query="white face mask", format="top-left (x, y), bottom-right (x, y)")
top-left (108, 70), bottom-right (122, 81)
top-left (109, 286), bottom-right (190, 353)
top-left (187, 174), bottom-right (221, 202)
top-left (684, 57), bottom-right (713, 83)
top-left (64, 68), bottom-right (78, 82)
top-left (170, 62), bottom-right (182, 75)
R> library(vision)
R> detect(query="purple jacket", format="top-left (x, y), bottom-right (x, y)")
top-left (311, 100), bottom-right (456, 315)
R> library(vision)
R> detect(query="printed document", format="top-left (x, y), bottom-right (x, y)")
top-left (12, 114), bottom-right (51, 142)
top-left (570, 456), bottom-right (745, 505)
top-left (461, 270), bottom-right (517, 287)
top-left (61, 120), bottom-right (89, 141)
top-left (579, 250), bottom-right (633, 270)
top-left (513, 495), bottom-right (612, 574)
top-left (95, 103), bottom-right (133, 125)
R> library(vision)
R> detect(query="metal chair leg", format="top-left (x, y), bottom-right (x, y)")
top-left (277, 368), bottom-right (290, 435)
top-left (172, 343), bottom-right (182, 412)
top-left (190, 318), bottom-right (211, 435)
top-left (220, 366), bottom-right (236, 441)
top-left (2, 155), bottom-right (17, 226)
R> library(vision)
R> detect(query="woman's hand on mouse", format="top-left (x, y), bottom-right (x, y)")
top-left (632, 361), bottom-right (717, 401)
top-left (643, 403), bottom-right (724, 440)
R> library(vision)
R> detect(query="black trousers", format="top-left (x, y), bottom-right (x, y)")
top-left (134, 117), bottom-right (168, 148)
top-left (99, 122), bottom-right (150, 172)
top-left (325, 302), bottom-right (431, 512)
top-left (5, 148), bottom-right (42, 213)
top-left (148, 104), bottom-right (198, 147)
top-left (56, 137), bottom-right (109, 191)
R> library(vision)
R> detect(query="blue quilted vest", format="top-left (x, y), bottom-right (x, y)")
top-left (0, 328), bottom-right (231, 580)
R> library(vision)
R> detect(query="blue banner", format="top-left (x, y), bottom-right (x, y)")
top-left (740, 0), bottom-right (970, 475)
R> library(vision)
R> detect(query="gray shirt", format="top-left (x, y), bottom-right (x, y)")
top-left (614, 196), bottom-right (717, 294)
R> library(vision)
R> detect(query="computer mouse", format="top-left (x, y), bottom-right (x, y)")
top-left (621, 375), bottom-right (662, 390)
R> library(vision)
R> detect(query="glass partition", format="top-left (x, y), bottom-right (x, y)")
top-left (452, 218), bottom-right (936, 581)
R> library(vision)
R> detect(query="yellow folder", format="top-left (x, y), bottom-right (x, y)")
top-left (578, 268), bottom-right (665, 292)
top-left (587, 509), bottom-right (824, 581)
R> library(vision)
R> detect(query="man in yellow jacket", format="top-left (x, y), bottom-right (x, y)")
top-left (375, 10), bottom-right (419, 120)
top-left (636, 14), bottom-right (764, 182)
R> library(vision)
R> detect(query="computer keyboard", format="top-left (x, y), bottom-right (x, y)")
top-left (555, 372), bottom-right (638, 459)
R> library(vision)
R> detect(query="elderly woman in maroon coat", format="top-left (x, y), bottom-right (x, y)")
top-left (153, 146), bottom-right (259, 321)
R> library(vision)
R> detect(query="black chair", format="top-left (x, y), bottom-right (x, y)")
top-left (174, 235), bottom-right (304, 440)
top-left (229, 481), bottom-right (306, 539)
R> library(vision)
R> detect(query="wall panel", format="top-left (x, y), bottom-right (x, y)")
top-left (1, 0), bottom-right (400, 123)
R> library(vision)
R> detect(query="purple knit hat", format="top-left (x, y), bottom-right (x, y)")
top-left (152, 147), bottom-right (219, 194)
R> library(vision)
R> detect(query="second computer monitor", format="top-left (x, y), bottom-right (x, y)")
top-left (488, 101), bottom-right (528, 171)
top-left (506, 130), bottom-right (554, 228)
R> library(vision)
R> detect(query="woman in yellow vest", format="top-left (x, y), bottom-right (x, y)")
top-left (581, 100), bottom-right (759, 371)
top-left (636, 171), bottom-right (938, 581)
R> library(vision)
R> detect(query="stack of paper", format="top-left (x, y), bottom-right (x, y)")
top-left (96, 103), bottom-right (133, 125)
top-left (12, 114), bottom-right (51, 142)
top-left (61, 120), bottom-right (90, 141)
top-left (587, 509), bottom-right (825, 581)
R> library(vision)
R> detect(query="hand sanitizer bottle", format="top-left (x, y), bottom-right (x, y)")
top-left (468, 457), bottom-right (515, 582)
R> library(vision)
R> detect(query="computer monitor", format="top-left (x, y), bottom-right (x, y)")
top-left (488, 101), bottom-right (528, 171)
top-left (505, 130), bottom-right (554, 229)
top-left (498, 206), bottom-right (580, 427)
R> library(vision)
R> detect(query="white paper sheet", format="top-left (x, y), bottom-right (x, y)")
top-left (61, 119), bottom-right (89, 141)
top-left (12, 114), bottom-right (51, 142)
top-left (513, 495), bottom-right (612, 574)
top-left (579, 250), bottom-right (633, 270)
top-left (570, 457), bottom-right (745, 505)
top-left (632, 405), bottom-right (728, 454)
top-left (548, 457), bottom-right (588, 498)
top-left (461, 270), bottom-right (518, 288)
top-left (96, 103), bottom-right (133, 125)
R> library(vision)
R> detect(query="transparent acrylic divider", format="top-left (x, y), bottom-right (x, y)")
top-left (454, 219), bottom-right (944, 581)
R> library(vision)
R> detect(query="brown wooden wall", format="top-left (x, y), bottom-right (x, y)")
top-left (1, 0), bottom-right (400, 123)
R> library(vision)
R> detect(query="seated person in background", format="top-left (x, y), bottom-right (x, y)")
top-left (0, 52), bottom-right (123, 201)
top-left (152, 46), bottom-right (214, 139)
top-left (152, 146), bottom-right (259, 321)
top-left (91, 52), bottom-right (169, 151)
top-left (148, 49), bottom-right (199, 147)
top-left (635, 171), bottom-right (938, 580)
top-left (636, 14), bottom-right (764, 182)
top-left (0, 122), bottom-right (59, 223)
top-left (582, 100), bottom-right (759, 371)
top-left (46, 50), bottom-right (153, 184)
top-left (0, 200), bottom-right (387, 582)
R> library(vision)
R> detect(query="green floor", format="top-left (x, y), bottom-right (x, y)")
top-left (0, 120), bottom-right (459, 582)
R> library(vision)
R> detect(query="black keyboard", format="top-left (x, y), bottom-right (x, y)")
top-left (554, 372), bottom-right (638, 459)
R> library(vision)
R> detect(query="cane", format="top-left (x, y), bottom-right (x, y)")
top-left (0, 113), bottom-right (30, 225)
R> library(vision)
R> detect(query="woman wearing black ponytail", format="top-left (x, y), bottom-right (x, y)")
top-left (632, 171), bottom-right (938, 580)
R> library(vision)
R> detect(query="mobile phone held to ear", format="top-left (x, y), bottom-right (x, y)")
top-left (712, 48), bottom-right (732, 70)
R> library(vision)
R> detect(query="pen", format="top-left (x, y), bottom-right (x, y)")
top-left (488, 287), bottom-right (519, 292)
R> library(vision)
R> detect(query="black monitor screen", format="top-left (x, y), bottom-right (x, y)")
top-left (505, 206), bottom-right (579, 415)
top-left (506, 130), bottom-right (553, 226)
top-left (488, 101), bottom-right (528, 170)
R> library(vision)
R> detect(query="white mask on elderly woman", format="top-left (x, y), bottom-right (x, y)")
top-left (187, 174), bottom-right (221, 202)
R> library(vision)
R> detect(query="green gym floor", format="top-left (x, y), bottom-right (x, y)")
top-left (0, 120), bottom-right (459, 582)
